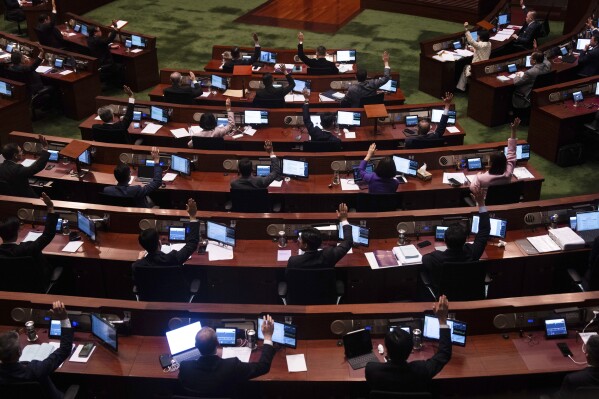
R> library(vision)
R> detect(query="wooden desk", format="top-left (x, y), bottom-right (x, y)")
top-left (0, 78), bottom-right (32, 145)
top-left (204, 58), bottom-right (356, 76)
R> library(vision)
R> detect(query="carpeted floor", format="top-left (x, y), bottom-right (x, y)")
top-left (1, 0), bottom-right (597, 200)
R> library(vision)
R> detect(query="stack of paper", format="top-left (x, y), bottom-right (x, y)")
top-left (284, 94), bottom-right (304, 102)
top-left (392, 245), bottom-right (422, 265)
top-left (19, 342), bottom-right (58, 362)
top-left (513, 167), bottom-right (534, 179)
top-left (446, 126), bottom-right (460, 134)
top-left (222, 347), bottom-right (251, 362)
top-left (170, 128), bottom-right (189, 138)
top-left (442, 172), bottom-right (467, 185)
top-left (62, 241), bottom-right (83, 253)
top-left (338, 64), bottom-right (353, 73)
top-left (491, 32), bottom-right (511, 42)
top-left (286, 354), bottom-right (307, 372)
top-left (223, 89), bottom-right (243, 98)
top-left (162, 173), bottom-right (178, 182)
top-left (161, 243), bottom-right (185, 254)
top-left (365, 250), bottom-right (400, 270)
top-left (455, 49), bottom-right (474, 57)
top-left (319, 94), bottom-right (336, 102)
top-left (141, 123), bottom-right (162, 134)
top-left (243, 127), bottom-right (257, 136)
top-left (35, 66), bottom-right (52, 74)
top-left (22, 231), bottom-right (42, 242)
top-left (340, 179), bottom-right (359, 191)
top-left (527, 235), bottom-right (561, 253)
top-left (496, 75), bottom-right (511, 82)
top-left (207, 242), bottom-right (234, 261)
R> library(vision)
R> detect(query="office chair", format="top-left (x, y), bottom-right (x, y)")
top-left (369, 391), bottom-right (432, 399)
top-left (302, 140), bottom-right (342, 152)
top-left (0, 257), bottom-right (64, 294)
top-left (132, 265), bottom-right (200, 303)
top-left (2, 69), bottom-right (53, 120)
top-left (91, 126), bottom-right (131, 144)
top-left (359, 92), bottom-right (385, 107)
top-left (567, 256), bottom-right (599, 292)
top-left (307, 67), bottom-right (336, 76)
top-left (463, 182), bottom-right (523, 207)
top-left (191, 136), bottom-right (226, 150)
top-left (355, 192), bottom-right (399, 212)
top-left (0, 381), bottom-right (79, 399)
top-left (3, 1), bottom-right (24, 36)
top-left (163, 91), bottom-right (195, 105)
top-left (573, 386), bottom-right (599, 399)
top-left (582, 111), bottom-right (599, 159)
top-left (404, 138), bottom-right (445, 150)
top-left (229, 188), bottom-right (272, 212)
top-left (97, 192), bottom-right (140, 207)
top-left (420, 260), bottom-right (490, 301)
top-left (252, 97), bottom-right (287, 108)
top-left (0, 179), bottom-right (13, 195)
top-left (278, 268), bottom-right (344, 305)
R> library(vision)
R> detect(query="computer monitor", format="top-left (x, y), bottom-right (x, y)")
top-left (544, 318), bottom-right (568, 339)
top-left (150, 106), bottom-right (168, 123)
top-left (467, 157), bottom-right (483, 171)
top-left (206, 221), bottom-right (236, 247)
top-left (470, 31), bottom-right (478, 41)
top-left (596, 83), bottom-right (599, 96)
top-left (131, 35), bottom-right (145, 48)
top-left (282, 159), bottom-right (309, 178)
top-left (505, 143), bottom-right (531, 160)
top-left (404, 115), bottom-right (418, 126)
top-left (507, 63), bottom-right (517, 73)
top-left (447, 110), bottom-right (456, 125)
top-left (293, 79), bottom-right (310, 93)
top-left (0, 81), bottom-right (12, 97)
top-left (435, 226), bottom-right (448, 241)
top-left (168, 226), bottom-right (187, 242)
top-left (573, 91), bottom-right (584, 102)
top-left (453, 41), bottom-right (462, 50)
top-left (337, 111), bottom-right (361, 126)
top-left (54, 58), bottom-right (63, 68)
top-left (430, 109), bottom-right (444, 123)
top-left (423, 315), bottom-right (467, 346)
top-left (525, 55), bottom-right (532, 67)
top-left (73, 24), bottom-right (81, 33)
top-left (256, 165), bottom-right (271, 177)
top-left (48, 150), bottom-right (59, 162)
top-left (78, 149), bottom-right (91, 166)
top-left (171, 154), bottom-right (191, 175)
top-left (257, 318), bottom-right (297, 348)
top-left (471, 215), bottom-right (507, 238)
top-left (576, 211), bottom-right (599, 232)
top-left (338, 224), bottom-right (369, 246)
top-left (132, 111), bottom-right (142, 121)
top-left (211, 74), bottom-right (227, 90)
top-left (577, 38), bottom-right (591, 51)
top-left (91, 313), bottom-right (118, 352)
top-left (498, 14), bottom-right (509, 26)
top-left (80, 24), bottom-right (89, 37)
top-left (379, 79), bottom-right (398, 93)
top-left (560, 47), bottom-right (568, 56)
top-left (5, 43), bottom-right (15, 53)
top-left (125, 39), bottom-right (132, 48)
top-left (259, 51), bottom-right (277, 64)
top-left (215, 117), bottom-right (228, 127)
top-left (215, 328), bottom-right (237, 346)
top-left (336, 50), bottom-right (356, 63)
top-left (244, 110), bottom-right (269, 125)
top-left (309, 115), bottom-right (322, 129)
top-left (77, 211), bottom-right (96, 241)
top-left (393, 155), bottom-right (418, 177)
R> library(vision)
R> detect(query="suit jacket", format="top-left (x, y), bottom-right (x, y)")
top-left (0, 327), bottom-right (73, 399)
top-left (297, 43), bottom-right (339, 75)
top-left (179, 344), bottom-right (275, 398)
top-left (422, 212), bottom-right (490, 294)
top-left (253, 74), bottom-right (295, 108)
top-left (302, 103), bottom-right (341, 143)
top-left (222, 46), bottom-right (261, 73)
top-left (512, 59), bottom-right (551, 108)
top-left (230, 156), bottom-right (281, 189)
top-left (465, 31), bottom-right (491, 63)
top-left (91, 100), bottom-right (134, 144)
top-left (340, 67), bottom-right (390, 107)
top-left (287, 224), bottom-right (352, 269)
top-left (8, 57), bottom-right (44, 95)
top-left (163, 82), bottom-right (203, 102)
top-left (577, 45), bottom-right (599, 77)
top-left (404, 113), bottom-right (449, 149)
top-left (515, 9), bottom-right (540, 49)
top-left (358, 160), bottom-right (399, 194)
top-left (366, 327), bottom-right (452, 393)
top-left (131, 221), bottom-right (199, 272)
top-left (557, 366), bottom-right (599, 398)
top-left (0, 151), bottom-right (50, 198)
top-left (87, 30), bottom-right (117, 66)
top-left (36, 12), bottom-right (64, 48)
top-left (4, 0), bottom-right (24, 20)
top-left (103, 165), bottom-right (162, 208)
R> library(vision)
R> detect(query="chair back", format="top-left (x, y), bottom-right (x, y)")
top-left (405, 138), bottom-right (445, 149)
top-left (191, 136), bottom-right (225, 150)
top-left (370, 391), bottom-right (432, 399)
top-left (532, 70), bottom-right (556, 89)
top-left (91, 126), bottom-right (130, 144)
top-left (97, 192), bottom-right (139, 207)
top-left (252, 97), bottom-right (286, 108)
top-left (0, 381), bottom-right (53, 399)
top-left (0, 256), bottom-right (48, 294)
top-left (307, 67), bottom-right (335, 76)
top-left (132, 264), bottom-right (190, 302)
top-left (359, 92), bottom-right (385, 106)
top-left (0, 179), bottom-right (13, 195)
top-left (589, 256), bottom-right (599, 291)
top-left (230, 188), bottom-right (270, 212)
top-left (573, 386), bottom-right (599, 399)
top-left (438, 261), bottom-right (486, 301)
top-left (302, 140), bottom-right (342, 152)
top-left (356, 192), bottom-right (398, 212)
top-left (163, 91), bottom-right (194, 105)
top-left (284, 268), bottom-right (338, 305)
top-left (485, 182), bottom-right (523, 205)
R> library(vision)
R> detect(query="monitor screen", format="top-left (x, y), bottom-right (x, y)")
top-left (125, 39), bottom-right (131, 48)
top-left (379, 79), bottom-right (397, 93)
top-left (573, 91), bottom-right (583, 102)
top-left (470, 31), bottom-right (478, 41)
top-left (352, 163), bottom-right (373, 182)
top-left (405, 115), bottom-right (418, 126)
top-left (453, 41), bottom-right (462, 50)
top-left (171, 154), bottom-right (190, 175)
top-left (6, 43), bottom-right (14, 53)
top-left (505, 143), bottom-right (531, 160)
top-left (215, 328), bottom-right (236, 346)
top-left (131, 35), bottom-right (145, 48)
top-left (507, 64), bottom-right (517, 73)
top-left (244, 110), bottom-right (269, 125)
top-left (336, 50), bottom-right (356, 63)
top-left (132, 111), bottom-right (141, 121)
top-left (81, 24), bottom-right (88, 36)
top-left (471, 215), bottom-right (507, 238)
top-left (257, 318), bottom-right (297, 348)
top-left (282, 159), bottom-right (309, 178)
top-left (435, 226), bottom-right (448, 240)
top-left (293, 79), bottom-right (310, 93)
top-left (337, 111), bottom-right (361, 126)
top-left (216, 117), bottom-right (228, 127)
top-left (150, 106), bottom-right (168, 123)
top-left (77, 211), bottom-right (96, 241)
top-left (498, 14), bottom-right (509, 25)
top-left (576, 211), bottom-right (599, 232)
top-left (447, 110), bottom-right (456, 124)
top-left (423, 315), bottom-right (467, 346)
top-left (338, 224), bottom-right (369, 246)
top-left (430, 109), bottom-right (444, 123)
top-left (570, 216), bottom-right (577, 230)
top-left (544, 318), bottom-right (568, 338)
top-left (467, 157), bottom-right (483, 171)
top-left (48, 150), bottom-right (59, 162)
top-left (309, 115), bottom-right (322, 129)
top-left (206, 221), bottom-right (236, 247)
top-left (560, 47), bottom-right (568, 56)
top-left (73, 24), bottom-right (80, 33)
top-left (596, 83), bottom-right (599, 96)
top-left (259, 51), bottom-right (277, 64)
top-left (78, 149), bottom-right (91, 165)
top-left (577, 38), bottom-right (591, 50)
top-left (256, 165), bottom-right (271, 177)
top-left (168, 226), bottom-right (186, 242)
top-left (166, 321), bottom-right (202, 356)
top-left (211, 74), bottom-right (227, 90)
top-left (54, 58), bottom-right (63, 68)
top-left (0, 81), bottom-right (12, 97)
top-left (389, 326), bottom-right (411, 334)
top-left (525, 55), bottom-right (532, 67)
top-left (49, 319), bottom-right (62, 338)
top-left (91, 313), bottom-right (118, 352)
top-left (393, 155), bottom-right (418, 176)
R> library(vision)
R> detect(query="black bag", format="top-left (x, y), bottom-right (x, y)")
top-left (556, 143), bottom-right (584, 167)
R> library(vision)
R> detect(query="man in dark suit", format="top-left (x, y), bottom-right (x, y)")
top-left (92, 85), bottom-right (136, 144)
top-left (509, 1), bottom-right (540, 51)
top-left (103, 147), bottom-right (162, 208)
top-left (222, 32), bottom-right (260, 73)
top-left (0, 300), bottom-right (73, 399)
top-left (287, 203), bottom-right (352, 269)
top-left (87, 23), bottom-right (122, 83)
top-left (366, 296), bottom-right (451, 393)
top-left (0, 135), bottom-right (51, 198)
top-left (163, 71), bottom-right (203, 103)
top-left (132, 198), bottom-right (199, 272)
top-left (4, 0), bottom-right (25, 26)
top-left (301, 88), bottom-right (342, 145)
top-left (420, 187), bottom-right (490, 297)
top-left (512, 52), bottom-right (551, 110)
top-left (230, 140), bottom-right (282, 190)
top-left (554, 335), bottom-right (599, 398)
top-left (35, 0), bottom-right (65, 49)
top-left (0, 192), bottom-right (57, 283)
top-left (577, 32), bottom-right (599, 77)
top-left (297, 31), bottom-right (339, 75)
top-left (340, 51), bottom-right (390, 108)
top-left (252, 65), bottom-right (295, 108)
top-left (405, 92), bottom-right (452, 149)
top-left (8, 47), bottom-right (48, 96)
top-left (179, 314), bottom-right (276, 398)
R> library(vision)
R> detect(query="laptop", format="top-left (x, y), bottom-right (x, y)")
top-left (136, 165), bottom-right (155, 182)
top-left (575, 211), bottom-right (599, 245)
top-left (165, 321), bottom-right (202, 364)
top-left (342, 328), bottom-right (379, 370)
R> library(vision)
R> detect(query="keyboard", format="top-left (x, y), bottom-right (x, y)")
top-left (403, 128), bottom-right (417, 136)
top-left (347, 351), bottom-right (379, 370)
top-left (562, 55), bottom-right (577, 63)
top-left (135, 177), bottom-right (153, 183)
top-left (577, 229), bottom-right (599, 245)
top-left (173, 349), bottom-right (200, 364)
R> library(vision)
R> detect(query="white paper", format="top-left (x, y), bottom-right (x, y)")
top-left (232, 134), bottom-right (244, 140)
top-left (442, 172), bottom-right (467, 184)
top-left (392, 245), bottom-right (422, 265)
top-left (446, 126), bottom-right (460, 134)
top-left (579, 332), bottom-right (598, 344)
top-left (435, 245), bottom-right (448, 252)
top-left (141, 123), bottom-right (162, 134)
top-left (332, 92), bottom-right (345, 99)
top-left (114, 20), bottom-right (128, 29)
top-left (170, 128), bottom-right (190, 138)
top-left (319, 94), bottom-right (336, 102)
top-left (496, 75), bottom-right (511, 82)
top-left (345, 131), bottom-right (356, 139)
top-left (207, 241), bottom-right (234, 261)
top-left (500, 28), bottom-right (515, 35)
top-left (69, 344), bottom-right (96, 363)
top-left (286, 354), bottom-right (308, 372)
top-left (268, 180), bottom-right (283, 188)
top-left (189, 126), bottom-right (203, 135)
top-left (59, 70), bottom-right (73, 76)
top-left (455, 49), bottom-right (474, 57)
top-left (94, 115), bottom-right (102, 120)
top-left (338, 64), bottom-right (353, 73)
top-left (62, 241), bottom-right (84, 253)
top-left (162, 172), bottom-right (178, 182)
top-left (527, 235), bottom-right (561, 253)
top-left (340, 178), bottom-right (360, 191)
top-left (67, 32), bottom-right (76, 37)
top-left (513, 167), bottom-right (534, 179)
top-left (35, 66), bottom-right (53, 74)
top-left (223, 89), bottom-right (243, 98)
top-left (19, 343), bottom-right (56, 362)
top-left (200, 91), bottom-right (210, 97)
top-left (160, 243), bottom-right (185, 254)
top-left (21, 159), bottom-right (36, 167)
top-left (284, 94), bottom-right (304, 102)
top-left (277, 250), bottom-right (292, 261)
top-left (491, 33), bottom-right (511, 42)
top-left (222, 347), bottom-right (251, 363)
top-left (22, 231), bottom-right (42, 243)
top-left (131, 48), bottom-right (143, 53)
top-left (243, 127), bottom-right (257, 136)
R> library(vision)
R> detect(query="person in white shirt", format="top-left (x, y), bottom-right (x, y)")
top-left (456, 24), bottom-right (491, 91)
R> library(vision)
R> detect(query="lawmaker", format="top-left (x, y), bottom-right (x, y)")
top-left (340, 51), bottom-right (390, 107)
top-left (297, 32), bottom-right (339, 75)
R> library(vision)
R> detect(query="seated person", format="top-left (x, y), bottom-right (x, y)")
top-left (301, 88), bottom-right (342, 144)
top-left (0, 192), bottom-right (57, 283)
top-left (163, 71), bottom-right (203, 101)
top-left (222, 33), bottom-right (260, 73)
top-left (87, 24), bottom-right (123, 83)
top-left (340, 51), bottom-right (390, 107)
top-left (297, 31), bottom-right (339, 75)
top-left (0, 135), bottom-right (51, 198)
top-left (230, 141), bottom-right (281, 189)
top-left (456, 25), bottom-right (491, 91)
top-left (0, 301), bottom-right (73, 399)
top-left (405, 92), bottom-right (453, 149)
top-left (512, 52), bottom-right (551, 110)
top-left (188, 99), bottom-right (235, 147)
top-left (92, 85), bottom-right (137, 144)
top-left (132, 198), bottom-right (199, 270)
top-left (252, 66), bottom-right (295, 108)
top-left (577, 32), bottom-right (599, 77)
top-left (8, 48), bottom-right (50, 96)
top-left (287, 203), bottom-right (352, 269)
top-left (469, 118), bottom-right (518, 192)
top-left (4, 0), bottom-right (25, 25)
top-left (358, 143), bottom-right (399, 194)
top-left (103, 147), bottom-right (163, 208)
top-left (179, 315), bottom-right (276, 398)
top-left (553, 335), bottom-right (599, 398)
top-left (510, 1), bottom-right (541, 51)
top-left (35, 0), bottom-right (65, 49)
top-left (366, 296), bottom-right (451, 393)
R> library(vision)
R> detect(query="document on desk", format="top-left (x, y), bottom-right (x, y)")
top-left (526, 235), bottom-right (561, 253)
top-left (200, 91), bottom-right (210, 97)
top-left (287, 354), bottom-right (308, 372)
top-left (62, 241), bottom-right (84, 253)
top-left (223, 89), bottom-right (243, 98)
top-left (207, 242), bottom-right (234, 261)
top-left (114, 20), bottom-right (128, 30)
top-left (243, 127), bottom-right (257, 136)
top-left (141, 123), bottom-right (162, 134)
top-left (35, 66), bottom-right (53, 74)
top-left (70, 344), bottom-right (96, 363)
top-left (392, 245), bottom-right (422, 265)
top-left (21, 159), bottom-right (36, 167)
top-left (284, 94), bottom-right (304, 102)
top-left (318, 94), bottom-right (336, 102)
top-left (442, 172), bottom-right (467, 184)
top-left (222, 347), bottom-right (251, 363)
top-left (446, 126), bottom-right (460, 134)
top-left (513, 167), bottom-right (534, 179)
top-left (345, 131), bottom-right (356, 139)
top-left (268, 180), bottom-right (283, 188)
top-left (59, 70), bottom-right (73, 76)
top-left (170, 128), bottom-right (190, 138)
top-left (19, 342), bottom-right (58, 362)
top-left (338, 64), bottom-right (353, 73)
top-left (455, 49), bottom-right (474, 57)
top-left (496, 75), bottom-right (511, 82)
top-left (491, 33), bottom-right (511, 42)
top-left (161, 243), bottom-right (186, 254)
top-left (340, 178), bottom-right (360, 191)
top-left (131, 49), bottom-right (143, 54)
top-left (162, 172), bottom-right (178, 182)
top-left (366, 251), bottom-right (400, 270)
top-left (22, 231), bottom-right (42, 243)
top-left (277, 250), bottom-right (292, 262)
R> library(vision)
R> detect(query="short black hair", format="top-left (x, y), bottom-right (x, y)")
top-left (479, 30), bottom-right (490, 42)
top-left (38, 13), bottom-right (49, 23)
top-left (199, 113), bottom-right (217, 131)
top-left (0, 217), bottom-right (20, 242)
top-left (417, 119), bottom-right (431, 136)
top-left (300, 227), bottom-right (322, 251)
top-left (262, 73), bottom-right (273, 87)
top-left (1, 143), bottom-right (20, 160)
top-left (138, 228), bottom-right (160, 253)
top-left (238, 158), bottom-right (252, 177)
top-left (320, 112), bottom-right (336, 129)
top-left (532, 52), bottom-right (545, 64)
top-left (445, 222), bottom-right (467, 250)
top-left (488, 152), bottom-right (507, 175)
top-left (356, 69), bottom-right (367, 82)
top-left (385, 329), bottom-right (412, 362)
top-left (113, 163), bottom-right (131, 185)
top-left (231, 47), bottom-right (240, 59)
top-left (592, 32), bottom-right (599, 43)
top-left (10, 51), bottom-right (22, 65)
top-left (375, 157), bottom-right (397, 179)
top-left (316, 46), bottom-right (327, 57)
top-left (0, 331), bottom-right (19, 363)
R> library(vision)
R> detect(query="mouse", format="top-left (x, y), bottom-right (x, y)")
top-left (160, 183), bottom-right (166, 188)
top-left (502, 334), bottom-right (509, 339)
top-left (224, 172), bottom-right (228, 176)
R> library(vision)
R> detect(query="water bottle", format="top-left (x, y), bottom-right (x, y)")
top-left (61, 219), bottom-right (70, 235)
top-left (412, 328), bottom-right (422, 350)
top-left (277, 231), bottom-right (287, 248)
top-left (332, 170), bottom-right (340, 185)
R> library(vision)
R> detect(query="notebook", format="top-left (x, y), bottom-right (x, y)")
top-left (575, 211), bottom-right (599, 245)
top-left (342, 328), bottom-right (379, 370)
top-left (166, 321), bottom-right (202, 364)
